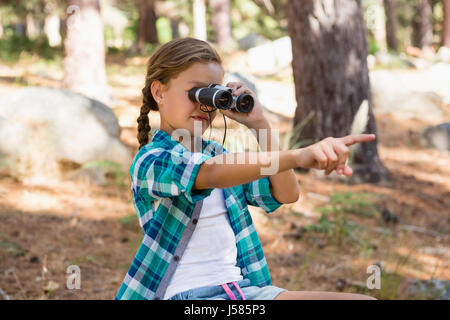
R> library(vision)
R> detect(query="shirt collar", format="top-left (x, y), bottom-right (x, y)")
top-left (151, 128), bottom-right (179, 149)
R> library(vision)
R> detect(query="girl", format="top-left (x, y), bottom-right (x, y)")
top-left (116, 37), bottom-right (376, 300)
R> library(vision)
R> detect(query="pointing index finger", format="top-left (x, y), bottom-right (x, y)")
top-left (340, 134), bottom-right (376, 146)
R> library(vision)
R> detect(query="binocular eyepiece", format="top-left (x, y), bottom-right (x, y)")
top-left (188, 84), bottom-right (254, 113)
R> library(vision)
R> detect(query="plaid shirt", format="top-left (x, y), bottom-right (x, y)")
top-left (115, 128), bottom-right (283, 300)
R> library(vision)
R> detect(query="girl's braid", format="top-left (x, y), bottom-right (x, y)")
top-left (137, 79), bottom-right (158, 150)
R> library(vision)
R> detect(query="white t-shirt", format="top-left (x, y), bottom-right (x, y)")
top-left (163, 188), bottom-right (243, 299)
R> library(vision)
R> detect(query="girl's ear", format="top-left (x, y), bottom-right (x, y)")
top-left (150, 80), bottom-right (164, 103)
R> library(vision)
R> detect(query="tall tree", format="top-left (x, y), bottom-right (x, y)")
top-left (135, 0), bottom-right (159, 52)
top-left (286, 0), bottom-right (389, 183)
top-left (371, 0), bottom-right (387, 52)
top-left (209, 0), bottom-right (233, 52)
top-left (193, 0), bottom-right (207, 40)
top-left (412, 0), bottom-right (433, 50)
top-left (63, 0), bottom-right (110, 104)
top-left (383, 0), bottom-right (399, 51)
top-left (44, 1), bottom-right (62, 47)
top-left (443, 0), bottom-right (450, 47)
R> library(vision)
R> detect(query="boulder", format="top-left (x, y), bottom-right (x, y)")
top-left (420, 122), bottom-right (450, 151)
top-left (0, 87), bottom-right (132, 173)
top-left (370, 70), bottom-right (445, 123)
top-left (237, 33), bottom-right (270, 51)
top-left (436, 47), bottom-right (450, 63)
top-left (247, 36), bottom-right (292, 74)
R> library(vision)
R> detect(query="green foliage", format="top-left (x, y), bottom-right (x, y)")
top-left (304, 213), bottom-right (334, 235)
top-left (305, 192), bottom-right (382, 247)
top-left (156, 17), bottom-right (173, 44)
top-left (321, 191), bottom-right (381, 218)
top-left (81, 160), bottom-right (127, 188)
top-left (229, 0), bottom-right (287, 42)
top-left (0, 33), bottom-right (60, 62)
top-left (367, 34), bottom-right (381, 55)
top-left (123, 16), bottom-right (138, 44)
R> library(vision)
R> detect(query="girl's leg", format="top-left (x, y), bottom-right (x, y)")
top-left (274, 291), bottom-right (376, 300)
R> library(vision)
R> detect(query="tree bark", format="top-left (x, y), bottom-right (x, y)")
top-left (136, 0), bottom-right (159, 52)
top-left (443, 0), bottom-right (450, 47)
top-left (383, 0), bottom-right (399, 51)
top-left (170, 17), bottom-right (180, 39)
top-left (0, 14), bottom-right (3, 38)
top-left (412, 0), bottom-right (433, 49)
top-left (193, 0), bottom-right (207, 40)
top-left (286, 0), bottom-right (389, 184)
top-left (63, 0), bottom-right (110, 105)
top-left (209, 0), bottom-right (234, 52)
top-left (44, 14), bottom-right (62, 47)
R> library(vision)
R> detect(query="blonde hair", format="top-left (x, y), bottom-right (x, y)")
top-left (137, 37), bottom-right (223, 150)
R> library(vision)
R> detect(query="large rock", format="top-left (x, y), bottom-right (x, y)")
top-left (237, 33), bottom-right (270, 51)
top-left (247, 36), bottom-right (292, 74)
top-left (0, 87), bottom-right (132, 172)
top-left (370, 70), bottom-right (446, 123)
top-left (420, 122), bottom-right (450, 151)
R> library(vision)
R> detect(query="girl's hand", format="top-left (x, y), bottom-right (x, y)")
top-left (295, 134), bottom-right (377, 176)
top-left (219, 82), bottom-right (267, 128)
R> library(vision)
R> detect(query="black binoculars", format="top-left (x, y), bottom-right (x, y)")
top-left (188, 83), bottom-right (254, 113)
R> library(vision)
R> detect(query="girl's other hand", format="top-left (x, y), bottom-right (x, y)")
top-left (219, 82), bottom-right (267, 128)
top-left (294, 134), bottom-right (377, 176)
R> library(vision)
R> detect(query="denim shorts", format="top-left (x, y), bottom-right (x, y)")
top-left (167, 278), bottom-right (287, 300)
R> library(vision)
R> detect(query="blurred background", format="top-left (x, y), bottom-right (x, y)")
top-left (0, 0), bottom-right (448, 300)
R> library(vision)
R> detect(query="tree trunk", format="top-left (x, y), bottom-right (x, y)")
top-left (383, 0), bottom-right (399, 51)
top-left (193, 0), bottom-right (207, 40)
top-left (63, 0), bottom-right (110, 105)
top-left (286, 0), bottom-right (389, 184)
top-left (136, 0), bottom-right (159, 52)
top-left (44, 14), bottom-right (62, 47)
top-left (443, 0), bottom-right (450, 47)
top-left (171, 17), bottom-right (180, 39)
top-left (0, 14), bottom-right (3, 39)
top-left (209, 0), bottom-right (234, 52)
top-left (26, 13), bottom-right (40, 39)
top-left (412, 0), bottom-right (433, 49)
top-left (372, 0), bottom-right (387, 52)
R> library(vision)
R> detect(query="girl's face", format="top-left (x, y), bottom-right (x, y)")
top-left (151, 62), bottom-right (224, 140)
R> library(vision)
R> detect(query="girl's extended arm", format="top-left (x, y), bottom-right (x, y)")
top-left (193, 148), bottom-right (300, 192)
top-left (250, 119), bottom-right (300, 203)
top-left (193, 133), bottom-right (376, 194)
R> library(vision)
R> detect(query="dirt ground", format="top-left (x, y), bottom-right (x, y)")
top-left (0, 54), bottom-right (449, 300)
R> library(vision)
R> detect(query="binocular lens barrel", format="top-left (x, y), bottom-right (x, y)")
top-left (188, 87), bottom-right (233, 110)
top-left (235, 94), bottom-right (253, 113)
top-left (188, 85), bottom-right (254, 113)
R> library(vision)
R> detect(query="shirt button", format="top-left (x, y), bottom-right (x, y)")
top-left (192, 219), bottom-right (198, 225)
top-left (173, 255), bottom-right (180, 262)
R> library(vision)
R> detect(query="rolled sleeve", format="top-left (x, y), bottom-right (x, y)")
top-left (243, 176), bottom-right (283, 213)
top-left (132, 147), bottom-right (214, 204)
